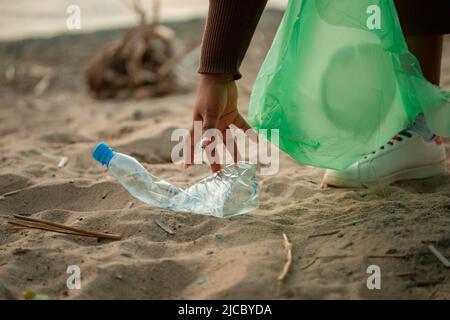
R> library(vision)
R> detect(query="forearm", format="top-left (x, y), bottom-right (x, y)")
top-left (198, 0), bottom-right (268, 80)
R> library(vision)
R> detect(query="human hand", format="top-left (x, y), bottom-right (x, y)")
top-left (183, 74), bottom-right (251, 172)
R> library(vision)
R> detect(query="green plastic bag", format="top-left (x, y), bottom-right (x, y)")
top-left (249, 0), bottom-right (450, 170)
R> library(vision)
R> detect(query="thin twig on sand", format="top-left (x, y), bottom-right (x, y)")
top-left (298, 255), bottom-right (353, 271)
top-left (58, 157), bottom-right (68, 168)
top-left (9, 215), bottom-right (122, 240)
top-left (2, 190), bottom-right (19, 197)
top-left (299, 258), bottom-right (317, 271)
top-left (308, 230), bottom-right (340, 239)
top-left (317, 254), bottom-right (355, 259)
top-left (367, 254), bottom-right (409, 259)
top-left (41, 152), bottom-right (68, 169)
top-left (277, 233), bottom-right (293, 281)
top-left (428, 245), bottom-right (450, 268)
top-left (340, 219), bottom-right (367, 227)
top-left (154, 219), bottom-right (175, 235)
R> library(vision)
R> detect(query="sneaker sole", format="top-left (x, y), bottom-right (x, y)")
top-left (323, 161), bottom-right (448, 188)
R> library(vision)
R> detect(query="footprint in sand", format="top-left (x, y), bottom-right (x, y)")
top-left (116, 127), bottom-right (179, 164)
top-left (0, 173), bottom-right (32, 196)
top-left (0, 180), bottom-right (132, 215)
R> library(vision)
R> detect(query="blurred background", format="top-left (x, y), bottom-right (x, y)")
top-left (0, 0), bottom-right (290, 97)
top-left (0, 0), bottom-right (448, 165)
top-left (0, 0), bottom-right (293, 183)
top-left (0, 0), bottom-right (287, 41)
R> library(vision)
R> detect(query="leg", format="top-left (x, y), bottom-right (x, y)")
top-left (394, 0), bottom-right (448, 85)
top-left (322, 2), bottom-right (448, 188)
top-left (404, 36), bottom-right (444, 140)
top-left (323, 35), bottom-right (447, 188)
top-left (405, 35), bottom-right (443, 86)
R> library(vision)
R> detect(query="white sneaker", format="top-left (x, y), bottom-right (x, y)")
top-left (322, 130), bottom-right (447, 188)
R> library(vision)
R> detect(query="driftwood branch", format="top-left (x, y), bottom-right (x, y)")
top-left (86, 0), bottom-right (184, 100)
top-left (277, 233), bottom-right (293, 281)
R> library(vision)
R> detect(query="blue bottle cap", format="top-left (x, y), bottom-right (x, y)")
top-left (92, 143), bottom-right (115, 166)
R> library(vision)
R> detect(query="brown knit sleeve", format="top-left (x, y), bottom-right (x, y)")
top-left (198, 0), bottom-right (268, 80)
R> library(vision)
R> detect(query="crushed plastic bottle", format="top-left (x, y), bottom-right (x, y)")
top-left (92, 143), bottom-right (259, 218)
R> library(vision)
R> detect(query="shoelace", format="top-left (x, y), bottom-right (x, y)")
top-left (364, 130), bottom-right (413, 159)
top-left (385, 129), bottom-right (413, 146)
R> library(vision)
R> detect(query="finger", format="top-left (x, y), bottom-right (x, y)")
top-left (223, 129), bottom-right (241, 163)
top-left (210, 160), bottom-right (221, 172)
top-left (233, 113), bottom-right (251, 132)
top-left (204, 136), bottom-right (221, 172)
top-left (201, 114), bottom-right (219, 148)
top-left (182, 126), bottom-right (195, 169)
top-left (233, 114), bottom-right (258, 144)
top-left (183, 120), bottom-right (203, 169)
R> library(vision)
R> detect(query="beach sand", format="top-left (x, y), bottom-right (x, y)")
top-left (1, 10), bottom-right (450, 299)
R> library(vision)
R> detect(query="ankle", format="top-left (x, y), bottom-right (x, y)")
top-left (410, 113), bottom-right (436, 141)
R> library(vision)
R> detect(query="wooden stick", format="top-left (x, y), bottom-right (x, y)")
top-left (367, 254), bottom-right (409, 259)
top-left (2, 190), bottom-right (19, 197)
top-left (340, 219), bottom-right (367, 227)
top-left (11, 215), bottom-right (122, 240)
top-left (316, 254), bottom-right (355, 259)
top-left (395, 272), bottom-right (417, 278)
top-left (152, 0), bottom-right (160, 27)
top-left (154, 219), bottom-right (175, 235)
top-left (308, 230), bottom-right (340, 239)
top-left (428, 289), bottom-right (439, 300)
top-left (132, 0), bottom-right (147, 26)
top-left (9, 221), bottom-right (121, 240)
top-left (299, 257), bottom-right (318, 271)
top-left (428, 245), bottom-right (450, 268)
top-left (9, 220), bottom-right (82, 235)
top-left (277, 233), bottom-right (293, 281)
top-left (9, 221), bottom-right (93, 238)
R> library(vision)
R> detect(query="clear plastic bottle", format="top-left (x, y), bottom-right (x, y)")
top-left (92, 143), bottom-right (259, 218)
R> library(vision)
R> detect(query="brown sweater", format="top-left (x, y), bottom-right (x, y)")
top-left (198, 0), bottom-right (267, 80)
top-left (198, 0), bottom-right (450, 80)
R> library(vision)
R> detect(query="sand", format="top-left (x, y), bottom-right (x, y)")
top-left (1, 10), bottom-right (450, 300)
top-left (0, 0), bottom-right (287, 41)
